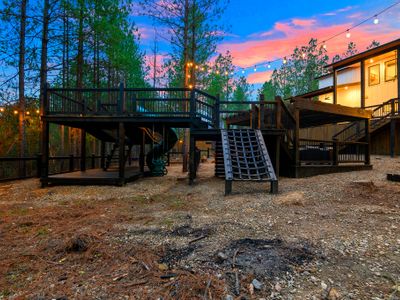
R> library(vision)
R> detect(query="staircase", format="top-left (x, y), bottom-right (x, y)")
top-left (214, 141), bottom-right (225, 177)
top-left (333, 98), bottom-right (399, 142)
top-left (104, 143), bottom-right (132, 170)
top-left (220, 129), bottom-right (278, 195)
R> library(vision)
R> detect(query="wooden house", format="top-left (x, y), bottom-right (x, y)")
top-left (296, 38), bottom-right (400, 156)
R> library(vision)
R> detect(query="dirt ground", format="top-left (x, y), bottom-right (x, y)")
top-left (1, 156), bottom-right (400, 300)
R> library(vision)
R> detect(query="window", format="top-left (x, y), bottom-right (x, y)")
top-left (368, 64), bottom-right (380, 86)
top-left (385, 59), bottom-right (397, 82)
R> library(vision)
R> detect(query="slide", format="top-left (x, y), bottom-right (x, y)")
top-left (145, 126), bottom-right (178, 174)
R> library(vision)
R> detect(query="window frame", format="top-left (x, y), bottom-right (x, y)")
top-left (385, 59), bottom-right (397, 82)
top-left (368, 64), bottom-right (380, 86)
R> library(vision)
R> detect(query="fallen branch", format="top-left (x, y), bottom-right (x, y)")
top-left (203, 278), bottom-right (212, 300)
top-left (189, 235), bottom-right (207, 244)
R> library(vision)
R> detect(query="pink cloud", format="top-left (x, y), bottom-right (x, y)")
top-left (292, 18), bottom-right (316, 27)
top-left (247, 70), bottom-right (273, 84)
top-left (218, 13), bottom-right (400, 72)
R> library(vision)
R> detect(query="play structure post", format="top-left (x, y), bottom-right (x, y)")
top-left (118, 122), bottom-right (125, 185)
top-left (190, 89), bottom-right (196, 120)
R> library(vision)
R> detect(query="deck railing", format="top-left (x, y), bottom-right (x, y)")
top-left (333, 98), bottom-right (399, 142)
top-left (46, 85), bottom-right (219, 127)
top-left (0, 155), bottom-right (105, 182)
top-left (299, 138), bottom-right (368, 165)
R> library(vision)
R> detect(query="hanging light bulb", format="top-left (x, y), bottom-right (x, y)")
top-left (373, 15), bottom-right (379, 24)
top-left (230, 71), bottom-right (234, 75)
top-left (241, 69), bottom-right (245, 74)
top-left (346, 30), bottom-right (351, 38)
top-left (216, 70), bottom-right (220, 75)
top-left (302, 52), bottom-right (306, 59)
top-left (322, 42), bottom-right (327, 49)
top-left (0, 107), bottom-right (4, 112)
top-left (200, 67), bottom-right (205, 71)
top-left (36, 109), bottom-right (40, 114)
top-left (267, 63), bottom-right (271, 69)
top-left (283, 57), bottom-right (287, 64)
top-left (254, 66), bottom-right (257, 72)
top-left (224, 71), bottom-right (228, 75)
top-left (26, 111), bottom-right (30, 115)
top-left (13, 110), bottom-right (18, 115)
top-left (195, 65), bottom-right (199, 70)
top-left (189, 84), bottom-right (193, 89)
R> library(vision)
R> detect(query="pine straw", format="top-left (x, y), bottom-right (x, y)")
top-left (0, 199), bottom-right (225, 299)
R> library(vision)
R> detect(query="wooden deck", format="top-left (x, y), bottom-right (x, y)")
top-left (43, 166), bottom-right (142, 186)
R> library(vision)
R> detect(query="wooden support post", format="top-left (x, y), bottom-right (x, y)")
top-left (91, 154), bottom-right (95, 169)
top-left (333, 69), bottom-right (337, 105)
top-left (390, 98), bottom-right (396, 157)
top-left (360, 60), bottom-right (365, 108)
top-left (225, 180), bottom-right (232, 196)
top-left (259, 94), bottom-right (265, 129)
top-left (275, 135), bottom-right (281, 178)
top-left (190, 89), bottom-right (196, 120)
top-left (69, 154), bottom-right (74, 172)
top-left (118, 122), bottom-right (125, 185)
top-left (270, 180), bottom-right (278, 194)
top-left (100, 141), bottom-right (106, 170)
top-left (36, 154), bottom-right (42, 178)
top-left (139, 130), bottom-right (145, 173)
top-left (80, 129), bottom-right (86, 171)
top-left (332, 139), bottom-right (339, 166)
top-left (250, 103), bottom-right (256, 128)
top-left (294, 109), bottom-right (300, 167)
top-left (397, 48), bottom-right (400, 99)
top-left (275, 96), bottom-right (282, 129)
top-left (189, 133), bottom-right (196, 185)
top-left (40, 84), bottom-right (49, 187)
top-left (365, 118), bottom-right (371, 165)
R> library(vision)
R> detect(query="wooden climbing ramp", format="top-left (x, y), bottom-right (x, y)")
top-left (221, 129), bottom-right (278, 195)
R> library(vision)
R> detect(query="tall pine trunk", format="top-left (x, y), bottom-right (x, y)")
top-left (18, 0), bottom-right (27, 176)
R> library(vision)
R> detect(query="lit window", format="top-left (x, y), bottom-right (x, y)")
top-left (368, 64), bottom-right (380, 86)
top-left (385, 59), bottom-right (397, 82)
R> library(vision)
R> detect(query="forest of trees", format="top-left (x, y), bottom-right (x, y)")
top-left (0, 0), bottom-right (382, 159)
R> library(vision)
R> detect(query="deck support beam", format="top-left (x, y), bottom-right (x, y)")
top-left (189, 133), bottom-right (196, 185)
top-left (118, 122), bottom-right (125, 185)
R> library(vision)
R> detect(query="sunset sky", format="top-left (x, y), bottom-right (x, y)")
top-left (136, 0), bottom-right (400, 85)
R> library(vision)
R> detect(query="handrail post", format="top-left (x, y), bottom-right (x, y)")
top-left (214, 94), bottom-right (220, 129)
top-left (118, 82), bottom-right (125, 114)
top-left (294, 108), bottom-right (300, 167)
top-left (259, 94), bottom-right (265, 129)
top-left (190, 89), bottom-right (196, 121)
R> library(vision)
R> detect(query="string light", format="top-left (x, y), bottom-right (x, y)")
top-left (13, 110), bottom-right (18, 115)
top-left (36, 109), bottom-right (40, 114)
top-left (230, 71), bottom-right (234, 75)
top-left (189, 84), bottom-right (193, 89)
top-left (0, 107), bottom-right (4, 112)
top-left (180, 1), bottom-right (398, 78)
top-left (26, 111), bottom-right (30, 115)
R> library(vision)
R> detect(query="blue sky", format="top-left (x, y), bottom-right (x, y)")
top-left (136, 0), bottom-right (400, 85)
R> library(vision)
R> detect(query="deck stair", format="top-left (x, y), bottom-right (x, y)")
top-left (214, 141), bottom-right (225, 177)
top-left (221, 129), bottom-right (278, 195)
top-left (104, 143), bottom-right (131, 170)
top-left (333, 98), bottom-right (399, 143)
